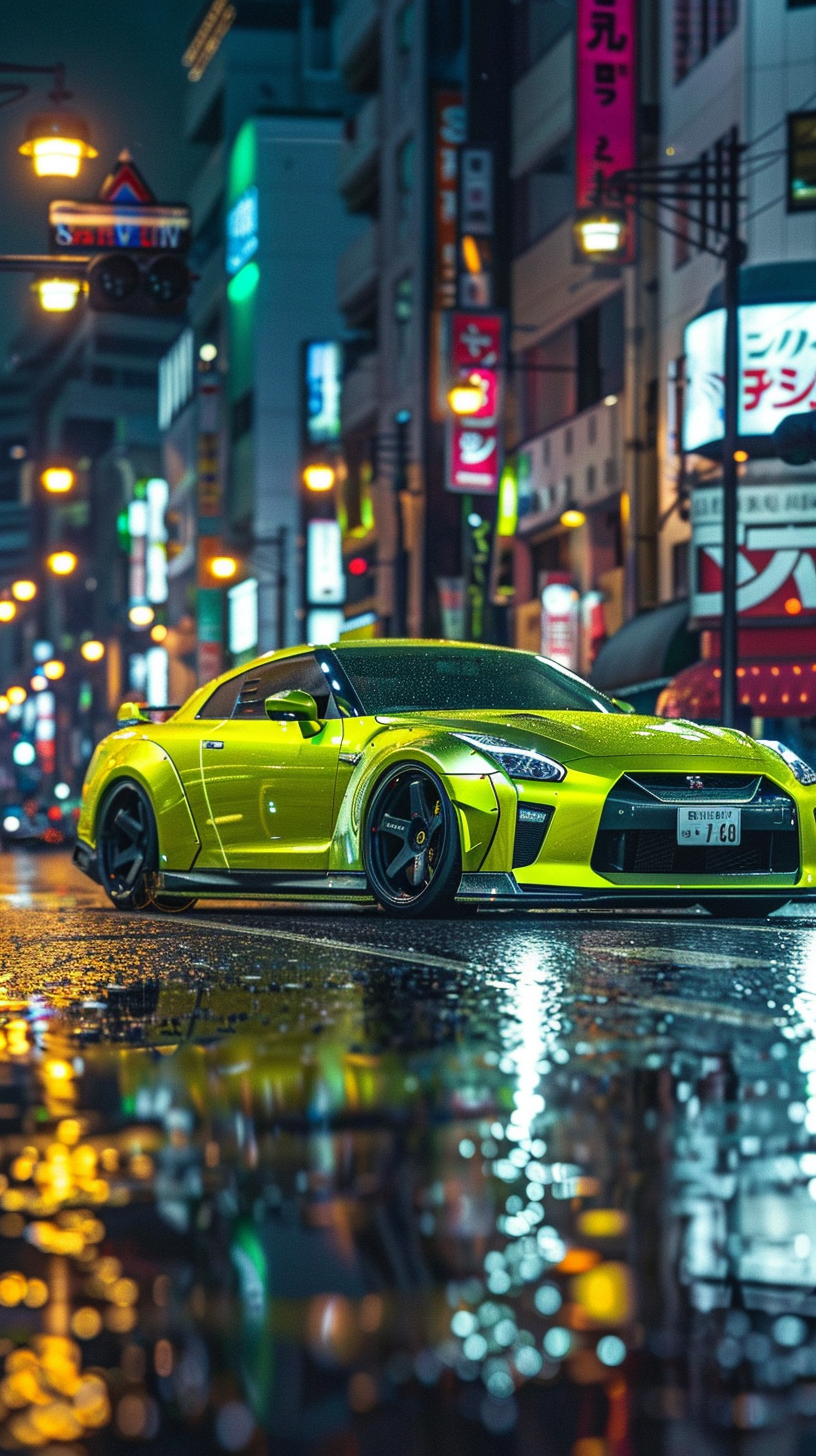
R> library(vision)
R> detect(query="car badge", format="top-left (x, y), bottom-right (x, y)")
top-left (686, 775), bottom-right (705, 790)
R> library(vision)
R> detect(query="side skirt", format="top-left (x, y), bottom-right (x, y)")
top-left (156, 868), bottom-right (373, 900)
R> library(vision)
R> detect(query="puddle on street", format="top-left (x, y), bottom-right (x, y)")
top-left (0, 915), bottom-right (815, 1453)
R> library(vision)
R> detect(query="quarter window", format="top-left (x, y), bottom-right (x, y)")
top-left (232, 654), bottom-right (338, 719)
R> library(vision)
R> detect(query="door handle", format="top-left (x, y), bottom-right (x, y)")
top-left (203, 740), bottom-right (224, 750)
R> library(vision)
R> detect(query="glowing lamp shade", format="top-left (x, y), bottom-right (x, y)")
top-left (6, 687), bottom-right (26, 706)
top-left (303, 463), bottom-right (335, 493)
top-left (209, 556), bottom-right (238, 581)
top-left (11, 581), bottom-right (36, 603)
top-left (43, 660), bottom-right (65, 681)
top-left (19, 112), bottom-right (97, 178)
top-left (36, 278), bottom-right (82, 313)
top-left (448, 380), bottom-right (484, 416)
top-left (129, 604), bottom-right (155, 628)
top-left (80, 640), bottom-right (105, 663)
top-left (574, 213), bottom-right (625, 256)
top-left (41, 467), bottom-right (75, 493)
top-left (150, 624), bottom-right (168, 643)
top-left (560, 508), bottom-right (587, 529)
top-left (47, 551), bottom-right (77, 576)
top-left (12, 741), bottom-right (36, 768)
top-left (0, 602), bottom-right (16, 623)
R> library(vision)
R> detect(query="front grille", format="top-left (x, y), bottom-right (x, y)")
top-left (592, 775), bottom-right (799, 878)
top-left (513, 805), bottom-right (553, 868)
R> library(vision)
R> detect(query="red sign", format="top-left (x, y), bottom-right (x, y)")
top-left (449, 422), bottom-right (500, 495)
top-left (447, 313), bottom-right (504, 493)
top-left (692, 485), bottom-right (816, 622)
top-left (452, 312), bottom-right (503, 371)
top-left (575, 0), bottom-right (637, 256)
top-left (433, 93), bottom-right (465, 311)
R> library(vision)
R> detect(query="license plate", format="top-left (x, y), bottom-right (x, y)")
top-left (677, 805), bottom-right (741, 846)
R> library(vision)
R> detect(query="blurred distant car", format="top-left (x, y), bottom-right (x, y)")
top-left (1, 800), bottom-right (74, 849)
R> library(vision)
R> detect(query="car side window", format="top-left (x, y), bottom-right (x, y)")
top-left (232, 655), bottom-right (338, 720)
top-left (196, 673), bottom-right (245, 719)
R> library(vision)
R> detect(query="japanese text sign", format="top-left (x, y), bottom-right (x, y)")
top-left (575, 0), bottom-right (636, 258)
top-left (447, 313), bottom-right (504, 493)
top-left (692, 483), bottom-right (816, 621)
top-left (449, 421), bottom-right (500, 495)
top-left (433, 93), bottom-right (465, 311)
top-left (685, 302), bottom-right (816, 450)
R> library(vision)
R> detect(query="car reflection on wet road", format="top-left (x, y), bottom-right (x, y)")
top-left (2, 855), bottom-right (816, 1452)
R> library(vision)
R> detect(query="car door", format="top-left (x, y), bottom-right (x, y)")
top-left (200, 653), bottom-right (344, 871)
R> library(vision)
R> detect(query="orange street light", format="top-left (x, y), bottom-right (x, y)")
top-left (11, 580), bottom-right (36, 602)
top-left (303, 463), bottom-right (335, 493)
top-left (80, 640), bottom-right (105, 663)
top-left (34, 278), bottom-right (83, 313)
top-left (47, 551), bottom-right (77, 576)
top-left (41, 466), bottom-right (75, 493)
top-left (43, 660), bottom-right (65, 681)
top-left (0, 697), bottom-right (9, 716)
top-left (128, 604), bottom-right (155, 627)
top-left (574, 211), bottom-right (626, 257)
top-left (448, 377), bottom-right (484, 416)
top-left (0, 602), bottom-right (16, 623)
top-left (150, 624), bottom-right (168, 643)
top-left (19, 111), bottom-right (97, 178)
top-left (560, 508), bottom-right (587, 529)
top-left (209, 555), bottom-right (238, 580)
top-left (6, 686), bottom-right (26, 706)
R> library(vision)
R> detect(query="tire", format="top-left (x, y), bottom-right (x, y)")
top-left (364, 764), bottom-right (462, 918)
top-left (700, 898), bottom-right (788, 919)
top-left (97, 780), bottom-right (158, 911)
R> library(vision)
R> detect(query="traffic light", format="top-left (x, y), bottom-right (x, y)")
top-left (771, 412), bottom-right (816, 465)
top-left (87, 252), bottom-right (192, 316)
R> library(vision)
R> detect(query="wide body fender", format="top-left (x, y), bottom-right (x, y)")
top-left (329, 728), bottom-right (510, 874)
top-left (77, 733), bottom-right (200, 871)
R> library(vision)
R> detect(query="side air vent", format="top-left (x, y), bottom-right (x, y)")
top-left (513, 804), bottom-right (554, 868)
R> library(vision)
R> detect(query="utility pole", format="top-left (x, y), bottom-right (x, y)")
top-left (391, 410), bottom-right (410, 637)
top-left (720, 130), bottom-right (744, 730)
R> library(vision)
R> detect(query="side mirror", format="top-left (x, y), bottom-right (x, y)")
top-left (117, 701), bottom-right (149, 726)
top-left (265, 690), bottom-right (320, 723)
top-left (612, 697), bottom-right (636, 714)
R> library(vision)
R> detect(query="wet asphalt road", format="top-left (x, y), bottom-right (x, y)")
top-left (2, 854), bottom-right (816, 1453)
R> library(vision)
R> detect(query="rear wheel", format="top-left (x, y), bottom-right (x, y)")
top-left (97, 780), bottom-right (156, 910)
top-left (364, 765), bottom-right (461, 918)
top-left (701, 898), bottom-right (788, 919)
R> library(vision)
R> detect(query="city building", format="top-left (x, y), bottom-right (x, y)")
top-left (160, 0), bottom-right (359, 689)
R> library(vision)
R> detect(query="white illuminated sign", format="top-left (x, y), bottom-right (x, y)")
top-left (226, 186), bottom-right (258, 277)
top-left (307, 608), bottom-right (345, 644)
top-left (158, 328), bottom-right (194, 430)
top-left (146, 646), bottom-right (169, 706)
top-left (307, 519), bottom-right (345, 606)
top-left (146, 477), bottom-right (169, 604)
top-left (228, 577), bottom-right (259, 656)
top-left (305, 341), bottom-right (342, 444)
top-left (684, 300), bottom-right (816, 451)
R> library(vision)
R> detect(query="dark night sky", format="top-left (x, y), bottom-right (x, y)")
top-left (0, 0), bottom-right (204, 361)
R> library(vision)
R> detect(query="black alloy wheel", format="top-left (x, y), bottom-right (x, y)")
top-left (364, 765), bottom-right (461, 917)
top-left (97, 781), bottom-right (196, 913)
top-left (97, 781), bottom-right (156, 910)
top-left (700, 898), bottom-right (789, 919)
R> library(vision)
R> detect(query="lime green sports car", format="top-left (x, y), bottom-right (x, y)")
top-left (73, 640), bottom-right (816, 917)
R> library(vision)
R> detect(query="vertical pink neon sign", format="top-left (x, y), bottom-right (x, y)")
top-left (575, 0), bottom-right (637, 261)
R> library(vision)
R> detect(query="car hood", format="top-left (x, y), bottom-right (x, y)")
top-left (375, 711), bottom-right (766, 764)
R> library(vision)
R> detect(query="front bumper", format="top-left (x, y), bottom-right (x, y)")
top-left (456, 871), bottom-right (814, 909)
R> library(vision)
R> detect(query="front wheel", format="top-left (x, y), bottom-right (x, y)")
top-left (364, 765), bottom-right (461, 917)
top-left (700, 898), bottom-right (788, 919)
top-left (97, 780), bottom-right (158, 910)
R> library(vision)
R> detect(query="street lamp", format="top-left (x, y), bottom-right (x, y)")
top-left (46, 551), bottom-right (77, 576)
top-left (0, 602), bottom-right (16, 623)
top-left (43, 660), bottom-right (65, 681)
top-left (576, 135), bottom-right (745, 728)
top-left (80, 640), bottom-right (104, 663)
top-left (41, 466), bottom-right (75, 494)
top-left (18, 110), bottom-right (97, 177)
top-left (448, 377), bottom-right (485, 416)
top-left (573, 210), bottom-right (626, 257)
top-left (208, 555), bottom-right (238, 581)
top-left (6, 686), bottom-right (26, 706)
top-left (11, 580), bottom-right (37, 602)
top-left (560, 508), bottom-right (587, 530)
top-left (303, 463), bottom-right (335, 493)
top-left (128, 605), bottom-right (154, 627)
top-left (34, 278), bottom-right (83, 313)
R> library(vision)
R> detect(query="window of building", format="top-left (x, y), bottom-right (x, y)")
top-left (672, 540), bottom-right (690, 598)
top-left (396, 135), bottom-right (415, 232)
top-left (512, 143), bottom-right (574, 256)
top-left (394, 274), bottom-right (413, 355)
top-left (674, 0), bottom-right (738, 83)
top-left (512, 0), bottom-right (573, 80)
top-left (788, 112), bottom-right (816, 210)
top-left (515, 294), bottom-right (624, 443)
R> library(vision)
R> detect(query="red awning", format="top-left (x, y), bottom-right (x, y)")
top-left (657, 659), bottom-right (816, 719)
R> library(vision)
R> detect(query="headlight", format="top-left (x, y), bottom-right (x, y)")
top-left (457, 733), bottom-right (566, 782)
top-left (759, 739), bottom-right (816, 786)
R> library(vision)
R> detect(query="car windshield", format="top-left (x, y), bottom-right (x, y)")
top-left (334, 647), bottom-right (619, 715)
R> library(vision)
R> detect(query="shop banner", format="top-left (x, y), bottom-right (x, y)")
top-left (575, 0), bottom-right (637, 260)
top-left (692, 483), bottom-right (816, 620)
